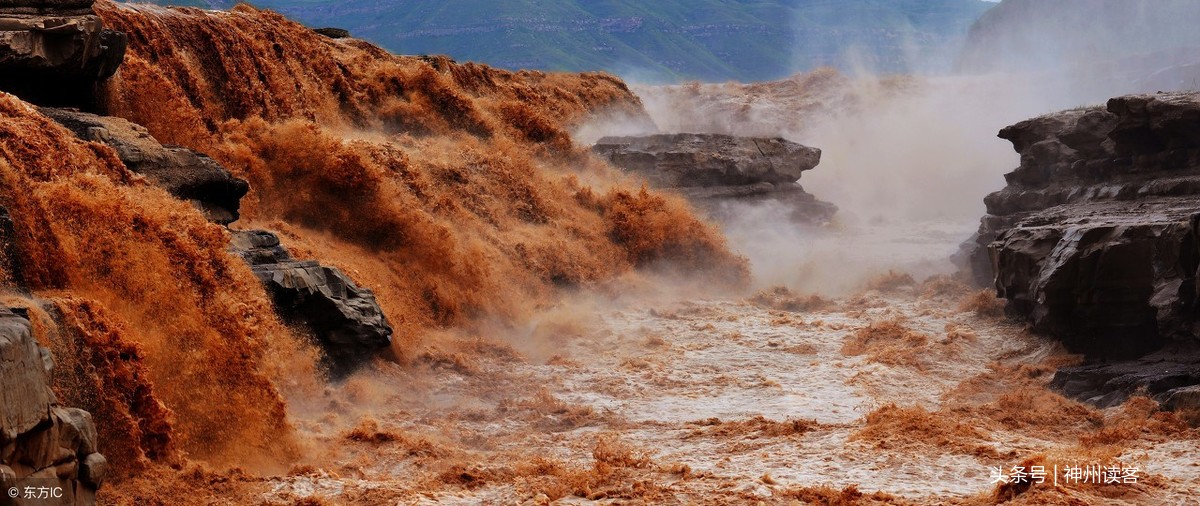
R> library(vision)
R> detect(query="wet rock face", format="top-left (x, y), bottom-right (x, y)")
top-left (39, 107), bottom-right (250, 225)
top-left (0, 307), bottom-right (105, 505)
top-left (1163, 384), bottom-right (1200, 412)
top-left (231, 230), bottom-right (393, 376)
top-left (0, 0), bottom-right (126, 107)
top-left (962, 92), bottom-right (1200, 405)
top-left (962, 92), bottom-right (1200, 359)
top-left (1050, 347), bottom-right (1200, 408)
top-left (593, 133), bottom-right (836, 223)
top-left (991, 204), bottom-right (1197, 358)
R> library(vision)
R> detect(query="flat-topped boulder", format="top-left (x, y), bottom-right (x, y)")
top-left (594, 133), bottom-right (821, 187)
top-left (960, 91), bottom-right (1200, 407)
top-left (593, 133), bottom-right (835, 223)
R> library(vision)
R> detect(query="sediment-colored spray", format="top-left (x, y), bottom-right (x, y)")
top-left (0, 1), bottom-right (746, 500)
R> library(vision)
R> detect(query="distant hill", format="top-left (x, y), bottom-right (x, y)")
top-left (958, 0), bottom-right (1200, 98)
top-left (959, 0), bottom-right (1200, 73)
top-left (132, 0), bottom-right (993, 82)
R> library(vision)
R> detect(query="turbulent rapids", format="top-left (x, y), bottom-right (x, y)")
top-left (0, 0), bottom-right (1198, 505)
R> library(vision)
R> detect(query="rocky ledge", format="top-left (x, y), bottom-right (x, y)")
top-left (41, 108), bottom-right (249, 225)
top-left (1, 307), bottom-right (106, 506)
top-left (231, 230), bottom-right (393, 377)
top-left (32, 108), bottom-right (393, 376)
top-left (0, 0), bottom-right (126, 107)
top-left (593, 133), bottom-right (836, 223)
top-left (960, 92), bottom-right (1200, 407)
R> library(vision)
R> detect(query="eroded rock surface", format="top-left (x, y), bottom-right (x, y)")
top-left (39, 107), bottom-right (249, 224)
top-left (593, 133), bottom-right (836, 223)
top-left (0, 0), bottom-right (126, 107)
top-left (231, 230), bottom-right (393, 376)
top-left (0, 307), bottom-right (105, 505)
top-left (1050, 347), bottom-right (1200, 408)
top-left (961, 92), bottom-right (1200, 406)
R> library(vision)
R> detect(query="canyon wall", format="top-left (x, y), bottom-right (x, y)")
top-left (963, 92), bottom-right (1200, 406)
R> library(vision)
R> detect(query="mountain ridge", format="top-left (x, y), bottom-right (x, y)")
top-left (129, 0), bottom-right (993, 82)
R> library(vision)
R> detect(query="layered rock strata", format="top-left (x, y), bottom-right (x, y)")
top-left (0, 307), bottom-right (106, 506)
top-left (961, 92), bottom-right (1200, 406)
top-left (593, 133), bottom-right (836, 223)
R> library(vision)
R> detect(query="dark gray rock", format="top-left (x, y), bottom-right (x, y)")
top-left (1163, 384), bottom-right (1200, 412)
top-left (39, 108), bottom-right (250, 225)
top-left (991, 201), bottom-right (1197, 358)
top-left (231, 230), bottom-right (393, 376)
top-left (963, 92), bottom-right (1200, 407)
top-left (594, 133), bottom-right (820, 187)
top-left (313, 27), bottom-right (349, 39)
top-left (593, 133), bottom-right (835, 223)
top-left (1050, 347), bottom-right (1200, 408)
top-left (685, 182), bottom-right (837, 224)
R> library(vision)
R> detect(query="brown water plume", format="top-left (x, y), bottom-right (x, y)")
top-left (0, 0), bottom-right (746, 501)
top-left (14, 296), bottom-right (177, 480)
top-left (0, 94), bottom-right (308, 474)
top-left (94, 0), bottom-right (744, 344)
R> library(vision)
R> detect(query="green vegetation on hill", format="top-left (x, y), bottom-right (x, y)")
top-left (139, 0), bottom-right (993, 82)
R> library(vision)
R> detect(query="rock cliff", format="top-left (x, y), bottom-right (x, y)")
top-left (0, 0), bottom-right (126, 107)
top-left (0, 307), bottom-right (106, 506)
top-left (962, 92), bottom-right (1200, 406)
